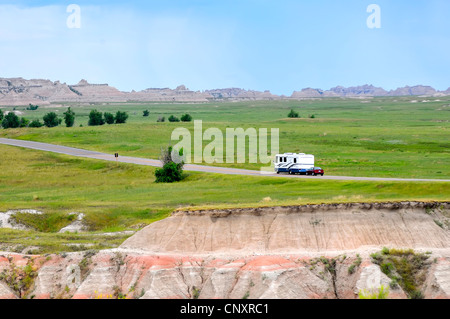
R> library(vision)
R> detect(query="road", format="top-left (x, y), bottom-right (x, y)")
top-left (1, 137), bottom-right (449, 182)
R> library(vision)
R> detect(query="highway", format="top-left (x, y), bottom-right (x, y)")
top-left (1, 138), bottom-right (449, 182)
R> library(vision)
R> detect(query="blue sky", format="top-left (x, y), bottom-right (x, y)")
top-left (0, 0), bottom-right (449, 95)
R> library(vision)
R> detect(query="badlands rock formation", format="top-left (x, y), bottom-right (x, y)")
top-left (0, 77), bottom-right (448, 105)
top-left (0, 202), bottom-right (449, 299)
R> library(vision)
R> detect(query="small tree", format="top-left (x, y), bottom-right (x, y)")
top-left (27, 104), bottom-right (39, 111)
top-left (180, 114), bottom-right (192, 122)
top-left (43, 112), bottom-right (60, 128)
top-left (63, 107), bottom-right (76, 127)
top-left (0, 109), bottom-right (3, 121)
top-left (2, 112), bottom-right (20, 129)
top-left (19, 118), bottom-right (29, 128)
top-left (155, 146), bottom-right (185, 183)
top-left (88, 110), bottom-right (105, 126)
top-left (115, 111), bottom-right (128, 124)
top-left (104, 112), bottom-right (115, 125)
top-left (29, 119), bottom-right (43, 128)
top-left (288, 109), bottom-right (299, 118)
top-left (143, 110), bottom-right (150, 117)
top-left (157, 116), bottom-right (165, 123)
top-left (168, 115), bottom-right (180, 122)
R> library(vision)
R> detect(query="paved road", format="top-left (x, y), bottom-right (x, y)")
top-left (1, 138), bottom-right (449, 182)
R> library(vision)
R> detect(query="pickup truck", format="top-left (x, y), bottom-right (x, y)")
top-left (306, 167), bottom-right (324, 176)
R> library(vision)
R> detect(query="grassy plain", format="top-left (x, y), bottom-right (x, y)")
top-left (0, 143), bottom-right (449, 253)
top-left (0, 96), bottom-right (449, 253)
top-left (1, 96), bottom-right (449, 179)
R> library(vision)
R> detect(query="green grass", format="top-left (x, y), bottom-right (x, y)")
top-left (370, 248), bottom-right (431, 299)
top-left (1, 97), bottom-right (449, 254)
top-left (1, 96), bottom-right (449, 179)
top-left (0, 144), bottom-right (449, 253)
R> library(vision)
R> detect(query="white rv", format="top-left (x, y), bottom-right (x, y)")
top-left (274, 153), bottom-right (314, 174)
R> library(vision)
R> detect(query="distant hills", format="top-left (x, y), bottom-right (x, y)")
top-left (0, 77), bottom-right (448, 105)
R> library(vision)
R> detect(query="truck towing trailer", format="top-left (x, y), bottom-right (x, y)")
top-left (274, 153), bottom-right (315, 174)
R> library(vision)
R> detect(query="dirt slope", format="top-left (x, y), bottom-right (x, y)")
top-left (121, 202), bottom-right (450, 254)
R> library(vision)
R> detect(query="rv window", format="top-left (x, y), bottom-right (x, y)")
top-left (294, 158), bottom-right (297, 163)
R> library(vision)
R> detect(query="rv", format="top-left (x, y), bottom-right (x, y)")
top-left (274, 153), bottom-right (315, 174)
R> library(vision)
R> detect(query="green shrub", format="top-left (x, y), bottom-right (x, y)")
top-left (28, 119), bottom-right (43, 128)
top-left (0, 109), bottom-right (3, 121)
top-left (168, 115), bottom-right (180, 122)
top-left (155, 162), bottom-right (183, 183)
top-left (63, 107), bottom-right (76, 127)
top-left (157, 116), bottom-right (165, 122)
top-left (358, 285), bottom-right (389, 299)
top-left (181, 113), bottom-right (192, 122)
top-left (115, 111), bottom-right (128, 124)
top-left (43, 112), bottom-right (61, 128)
top-left (2, 112), bottom-right (20, 129)
top-left (288, 109), bottom-right (299, 118)
top-left (154, 146), bottom-right (185, 183)
top-left (27, 104), bottom-right (39, 111)
top-left (143, 110), bottom-right (150, 117)
top-left (19, 117), bottom-right (29, 128)
top-left (104, 112), bottom-right (115, 125)
top-left (88, 110), bottom-right (105, 126)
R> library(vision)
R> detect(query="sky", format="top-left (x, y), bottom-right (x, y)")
top-left (0, 0), bottom-right (449, 95)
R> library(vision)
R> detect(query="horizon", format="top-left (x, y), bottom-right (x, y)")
top-left (0, 0), bottom-right (449, 95)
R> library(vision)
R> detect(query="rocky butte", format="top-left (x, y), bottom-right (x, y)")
top-left (0, 78), bottom-right (449, 106)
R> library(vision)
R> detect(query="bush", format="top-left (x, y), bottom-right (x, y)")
top-left (155, 146), bottom-right (185, 183)
top-left (104, 112), bottom-right (115, 125)
top-left (29, 119), bottom-right (43, 128)
top-left (19, 118), bottom-right (29, 128)
top-left (358, 285), bottom-right (389, 299)
top-left (2, 112), bottom-right (21, 129)
top-left (27, 104), bottom-right (39, 111)
top-left (168, 115), bottom-right (180, 122)
top-left (155, 162), bottom-right (184, 183)
top-left (143, 110), bottom-right (150, 117)
top-left (88, 110), bottom-right (105, 126)
top-left (43, 112), bottom-right (61, 128)
top-left (115, 111), bottom-right (128, 124)
top-left (288, 109), bottom-right (299, 118)
top-left (180, 113), bottom-right (192, 122)
top-left (157, 117), bottom-right (165, 122)
top-left (0, 109), bottom-right (3, 121)
top-left (63, 107), bottom-right (76, 127)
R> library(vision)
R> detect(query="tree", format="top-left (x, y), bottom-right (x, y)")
top-left (180, 113), bottom-right (192, 122)
top-left (168, 115), bottom-right (180, 122)
top-left (88, 110), bottom-right (105, 126)
top-left (115, 111), bottom-right (128, 124)
top-left (104, 112), bottom-right (115, 125)
top-left (155, 146), bottom-right (185, 183)
top-left (157, 116), bottom-right (165, 123)
top-left (43, 112), bottom-right (60, 128)
top-left (1, 112), bottom-right (20, 129)
top-left (27, 104), bottom-right (39, 111)
top-left (288, 109), bottom-right (299, 118)
top-left (19, 118), bottom-right (29, 128)
top-left (63, 107), bottom-right (76, 127)
top-left (29, 119), bottom-right (43, 128)
top-left (143, 110), bottom-right (150, 117)
top-left (0, 109), bottom-right (3, 121)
